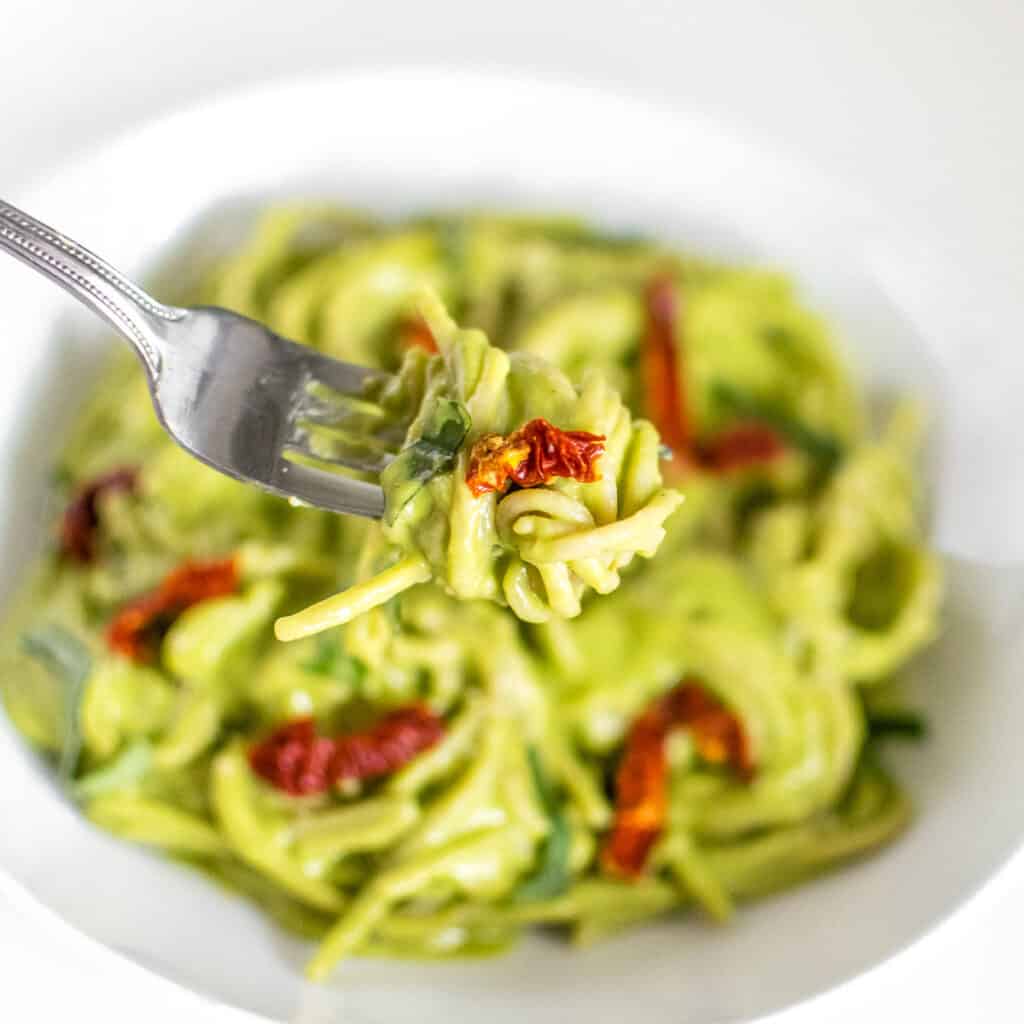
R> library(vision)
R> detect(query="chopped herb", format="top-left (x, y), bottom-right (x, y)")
top-left (21, 624), bottom-right (92, 784)
top-left (73, 740), bottom-right (152, 801)
top-left (867, 710), bottom-right (927, 741)
top-left (301, 633), bottom-right (366, 687)
top-left (712, 381), bottom-right (844, 470)
top-left (513, 747), bottom-right (572, 902)
top-left (383, 398), bottom-right (471, 524)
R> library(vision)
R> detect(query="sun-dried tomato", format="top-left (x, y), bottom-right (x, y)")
top-left (642, 275), bottom-right (692, 473)
top-left (641, 276), bottom-right (785, 476)
top-left (247, 719), bottom-right (337, 796)
top-left (106, 557), bottom-right (238, 662)
top-left (601, 679), bottom-right (754, 879)
top-left (465, 432), bottom-right (533, 496)
top-left (696, 422), bottom-right (785, 474)
top-left (661, 680), bottom-right (755, 783)
top-left (248, 704), bottom-right (445, 796)
top-left (331, 704), bottom-right (445, 782)
top-left (465, 418), bottom-right (605, 497)
top-left (60, 467), bottom-right (138, 563)
top-left (599, 703), bottom-right (671, 878)
top-left (399, 315), bottom-right (439, 354)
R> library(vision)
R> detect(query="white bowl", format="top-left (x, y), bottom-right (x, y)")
top-left (2, 69), bottom-right (1024, 1024)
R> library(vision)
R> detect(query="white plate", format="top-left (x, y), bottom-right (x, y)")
top-left (2, 68), bottom-right (1023, 1024)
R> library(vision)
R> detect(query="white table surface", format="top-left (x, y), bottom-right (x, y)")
top-left (1, 1), bottom-right (1021, 1019)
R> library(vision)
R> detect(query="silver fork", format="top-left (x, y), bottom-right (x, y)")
top-left (0, 198), bottom-right (391, 519)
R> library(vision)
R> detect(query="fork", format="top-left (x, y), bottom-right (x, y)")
top-left (0, 198), bottom-right (391, 519)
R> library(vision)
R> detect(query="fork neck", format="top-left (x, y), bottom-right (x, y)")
top-left (0, 198), bottom-right (185, 378)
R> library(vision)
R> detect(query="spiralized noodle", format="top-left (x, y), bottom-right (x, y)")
top-left (277, 291), bottom-right (681, 638)
top-left (0, 207), bottom-right (941, 981)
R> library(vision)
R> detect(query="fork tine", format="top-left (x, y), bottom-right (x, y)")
top-left (293, 396), bottom-right (407, 446)
top-left (294, 344), bottom-right (389, 396)
top-left (272, 460), bottom-right (386, 519)
top-left (283, 438), bottom-right (394, 475)
top-left (296, 393), bottom-right (388, 425)
top-left (280, 341), bottom-right (401, 482)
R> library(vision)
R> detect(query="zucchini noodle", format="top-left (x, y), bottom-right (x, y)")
top-left (0, 206), bottom-right (941, 981)
top-left (276, 289), bottom-right (682, 638)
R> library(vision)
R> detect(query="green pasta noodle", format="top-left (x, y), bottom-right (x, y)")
top-left (275, 288), bottom-right (683, 638)
top-left (0, 205), bottom-right (942, 982)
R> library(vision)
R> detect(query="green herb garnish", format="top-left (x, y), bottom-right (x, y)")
top-left (73, 740), bottom-right (152, 801)
top-left (713, 380), bottom-right (844, 470)
top-left (21, 624), bottom-right (92, 784)
top-left (513, 747), bottom-right (572, 903)
top-left (866, 710), bottom-right (927, 741)
top-left (302, 632), bottom-right (366, 687)
top-left (382, 398), bottom-right (471, 524)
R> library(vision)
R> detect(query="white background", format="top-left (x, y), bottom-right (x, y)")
top-left (1, 1), bottom-right (1021, 1020)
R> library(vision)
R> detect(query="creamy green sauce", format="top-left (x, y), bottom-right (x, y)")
top-left (0, 208), bottom-right (940, 978)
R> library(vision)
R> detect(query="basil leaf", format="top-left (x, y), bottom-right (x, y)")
top-left (513, 747), bottom-right (572, 903)
top-left (712, 381), bottom-right (844, 470)
top-left (383, 398), bottom-right (471, 524)
top-left (21, 624), bottom-right (92, 784)
top-left (73, 740), bottom-right (152, 802)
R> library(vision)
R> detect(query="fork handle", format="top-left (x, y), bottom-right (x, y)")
top-left (0, 198), bottom-right (184, 376)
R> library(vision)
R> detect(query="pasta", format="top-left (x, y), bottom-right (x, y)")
top-left (0, 206), bottom-right (942, 981)
top-left (275, 289), bottom-right (682, 639)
